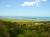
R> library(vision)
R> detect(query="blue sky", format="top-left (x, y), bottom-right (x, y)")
top-left (0, 0), bottom-right (50, 17)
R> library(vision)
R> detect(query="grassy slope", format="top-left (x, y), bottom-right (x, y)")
top-left (0, 18), bottom-right (50, 23)
top-left (0, 18), bottom-right (33, 22)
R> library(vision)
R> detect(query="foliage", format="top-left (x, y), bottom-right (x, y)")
top-left (0, 19), bottom-right (50, 37)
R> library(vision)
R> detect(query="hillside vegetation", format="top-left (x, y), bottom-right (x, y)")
top-left (0, 19), bottom-right (50, 37)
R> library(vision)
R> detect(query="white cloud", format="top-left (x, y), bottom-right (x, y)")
top-left (21, 0), bottom-right (48, 7)
top-left (21, 2), bottom-right (36, 6)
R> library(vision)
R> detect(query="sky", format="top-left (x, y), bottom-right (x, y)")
top-left (0, 0), bottom-right (50, 17)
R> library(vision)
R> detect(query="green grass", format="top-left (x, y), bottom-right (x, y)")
top-left (0, 18), bottom-right (33, 22)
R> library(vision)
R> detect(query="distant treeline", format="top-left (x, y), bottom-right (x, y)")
top-left (0, 20), bottom-right (50, 37)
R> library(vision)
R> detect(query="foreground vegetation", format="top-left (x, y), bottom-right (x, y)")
top-left (0, 19), bottom-right (50, 37)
